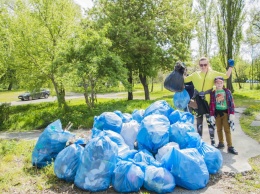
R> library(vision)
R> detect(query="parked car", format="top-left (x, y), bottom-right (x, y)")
top-left (246, 80), bottom-right (259, 83)
top-left (18, 89), bottom-right (50, 101)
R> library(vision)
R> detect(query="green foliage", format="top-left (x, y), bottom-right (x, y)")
top-left (0, 96), bottom-right (174, 131)
top-left (8, 0), bottom-right (82, 107)
top-left (0, 103), bottom-right (10, 124)
top-left (66, 20), bottom-right (128, 107)
top-left (90, 0), bottom-right (195, 99)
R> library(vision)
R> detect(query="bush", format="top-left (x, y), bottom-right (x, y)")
top-left (0, 103), bottom-right (11, 130)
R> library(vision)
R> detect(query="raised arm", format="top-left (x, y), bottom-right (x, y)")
top-left (226, 59), bottom-right (235, 78)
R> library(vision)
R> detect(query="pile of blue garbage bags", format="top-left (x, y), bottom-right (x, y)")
top-left (32, 100), bottom-right (223, 193)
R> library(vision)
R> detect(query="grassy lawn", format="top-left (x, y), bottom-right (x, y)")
top-left (0, 90), bottom-right (25, 103)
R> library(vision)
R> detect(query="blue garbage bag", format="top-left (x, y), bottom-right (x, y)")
top-left (74, 135), bottom-right (118, 192)
top-left (133, 149), bottom-right (161, 168)
top-left (32, 119), bottom-right (74, 168)
top-left (143, 100), bottom-right (174, 118)
top-left (186, 132), bottom-right (203, 149)
top-left (91, 127), bottom-right (103, 138)
top-left (168, 110), bottom-right (182, 124)
top-left (169, 110), bottom-right (194, 125)
top-left (132, 109), bottom-right (145, 123)
top-left (144, 166), bottom-right (176, 193)
top-left (54, 143), bottom-right (84, 182)
top-left (112, 160), bottom-right (144, 192)
top-left (180, 111), bottom-right (194, 124)
top-left (103, 130), bottom-right (130, 159)
top-left (162, 148), bottom-right (209, 190)
top-left (93, 112), bottom-right (123, 134)
top-left (92, 129), bottom-right (130, 159)
top-left (120, 120), bottom-right (140, 149)
top-left (137, 114), bottom-right (170, 154)
top-left (114, 110), bottom-right (133, 123)
top-left (155, 142), bottom-right (180, 163)
top-left (197, 142), bottom-right (223, 174)
top-left (169, 122), bottom-right (196, 149)
top-left (119, 149), bottom-right (138, 161)
top-left (173, 89), bottom-right (190, 110)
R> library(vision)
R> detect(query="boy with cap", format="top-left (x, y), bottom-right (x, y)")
top-left (209, 76), bottom-right (238, 155)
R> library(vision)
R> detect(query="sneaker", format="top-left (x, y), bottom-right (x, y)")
top-left (228, 147), bottom-right (238, 155)
top-left (211, 140), bottom-right (217, 148)
top-left (216, 143), bottom-right (225, 149)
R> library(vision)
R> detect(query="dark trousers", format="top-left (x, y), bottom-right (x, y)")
top-left (196, 113), bottom-right (215, 144)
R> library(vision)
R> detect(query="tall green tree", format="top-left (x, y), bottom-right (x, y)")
top-left (11, 0), bottom-right (81, 108)
top-left (195, 0), bottom-right (216, 57)
top-left (0, 3), bottom-right (18, 90)
top-left (89, 0), bottom-right (195, 100)
top-left (216, 0), bottom-right (245, 92)
top-left (246, 4), bottom-right (260, 88)
top-left (66, 21), bottom-right (127, 108)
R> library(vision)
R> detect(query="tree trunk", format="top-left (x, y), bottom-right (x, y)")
top-left (7, 82), bottom-right (12, 91)
top-left (226, 66), bottom-right (234, 93)
top-left (150, 78), bottom-right (154, 92)
top-left (139, 74), bottom-right (150, 100)
top-left (127, 71), bottom-right (133, 100)
top-left (82, 77), bottom-right (97, 108)
top-left (233, 67), bottom-right (242, 89)
top-left (82, 79), bottom-right (91, 107)
top-left (51, 78), bottom-right (68, 109)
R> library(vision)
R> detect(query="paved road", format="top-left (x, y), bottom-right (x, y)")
top-left (10, 92), bottom-right (129, 106)
top-left (1, 106), bottom-right (259, 193)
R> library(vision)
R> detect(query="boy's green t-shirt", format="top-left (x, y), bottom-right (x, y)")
top-left (215, 89), bottom-right (227, 110)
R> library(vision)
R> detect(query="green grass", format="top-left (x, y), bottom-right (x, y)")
top-left (0, 139), bottom-right (63, 193)
top-left (0, 90), bottom-right (25, 103)
top-left (233, 155), bottom-right (260, 192)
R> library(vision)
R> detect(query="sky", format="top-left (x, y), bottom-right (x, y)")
top-left (73, 0), bottom-right (93, 9)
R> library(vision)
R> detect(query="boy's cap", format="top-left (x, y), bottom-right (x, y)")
top-left (214, 76), bottom-right (224, 82)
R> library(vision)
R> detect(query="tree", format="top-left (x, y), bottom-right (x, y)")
top-left (216, 0), bottom-right (245, 92)
top-left (11, 0), bottom-right (82, 108)
top-left (66, 21), bottom-right (127, 108)
top-left (89, 0), bottom-right (195, 100)
top-left (0, 3), bottom-right (18, 90)
top-left (195, 0), bottom-right (216, 57)
top-left (246, 4), bottom-right (260, 89)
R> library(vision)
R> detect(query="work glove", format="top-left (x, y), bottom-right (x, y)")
top-left (228, 114), bottom-right (235, 131)
top-left (210, 116), bottom-right (215, 123)
top-left (228, 59), bottom-right (235, 67)
top-left (229, 114), bottom-right (235, 122)
top-left (208, 116), bottom-right (216, 128)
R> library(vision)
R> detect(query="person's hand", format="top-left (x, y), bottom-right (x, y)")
top-left (210, 116), bottom-right (215, 123)
top-left (229, 114), bottom-right (235, 122)
top-left (228, 59), bottom-right (235, 67)
top-left (175, 61), bottom-right (186, 75)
